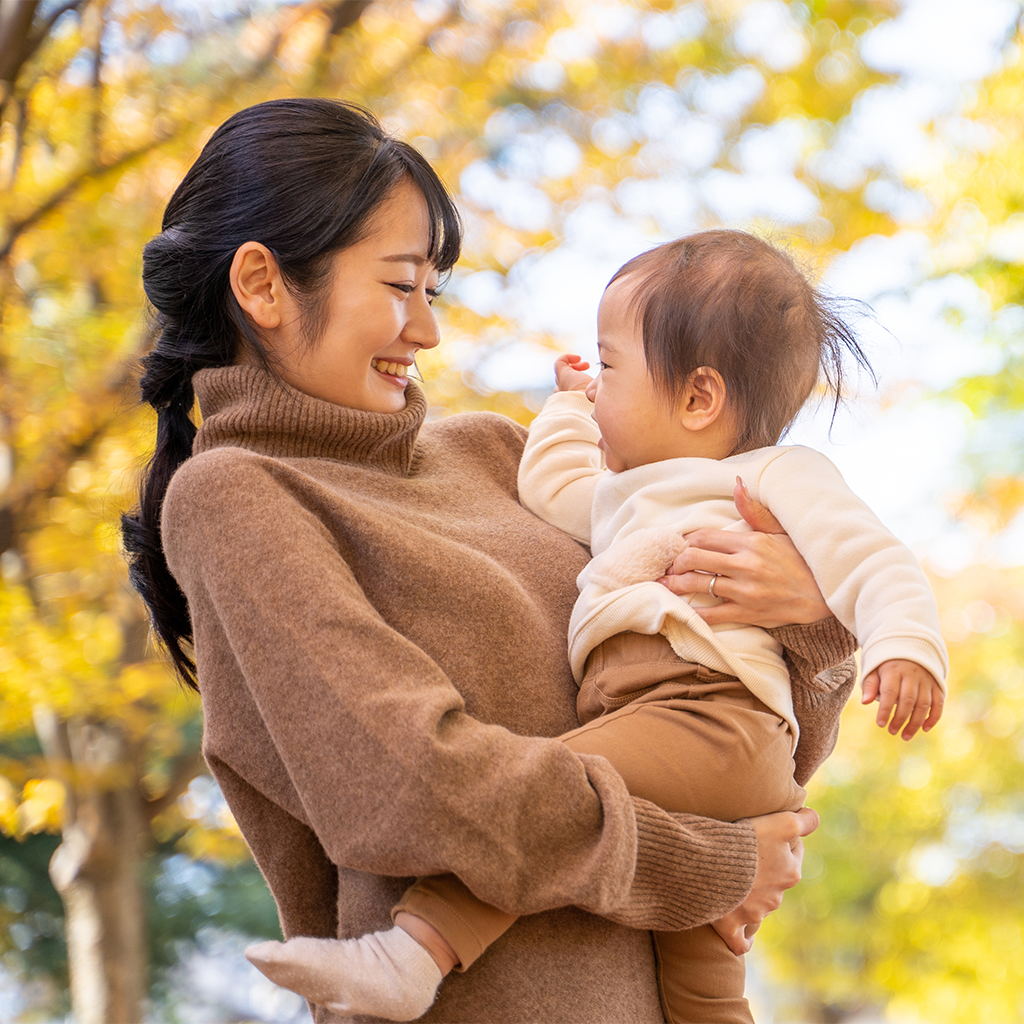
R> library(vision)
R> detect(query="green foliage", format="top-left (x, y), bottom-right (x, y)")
top-left (147, 851), bottom-right (283, 973)
top-left (0, 833), bottom-right (67, 997)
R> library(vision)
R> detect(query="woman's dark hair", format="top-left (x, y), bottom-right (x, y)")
top-left (122, 98), bottom-right (462, 689)
top-left (609, 230), bottom-right (875, 453)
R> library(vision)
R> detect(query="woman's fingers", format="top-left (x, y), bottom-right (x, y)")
top-left (791, 806), bottom-right (820, 839)
top-left (673, 526), bottom-right (758, 555)
top-left (712, 807), bottom-right (818, 955)
top-left (711, 909), bottom-right (756, 955)
top-left (733, 477), bottom-right (784, 534)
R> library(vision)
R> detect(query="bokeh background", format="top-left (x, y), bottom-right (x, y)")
top-left (1, 1), bottom-right (1022, 1021)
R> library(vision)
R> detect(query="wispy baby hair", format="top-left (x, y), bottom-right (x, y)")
top-left (609, 229), bottom-right (874, 452)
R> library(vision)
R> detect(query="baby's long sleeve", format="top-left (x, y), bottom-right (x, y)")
top-left (756, 447), bottom-right (948, 691)
top-left (518, 391), bottom-right (603, 545)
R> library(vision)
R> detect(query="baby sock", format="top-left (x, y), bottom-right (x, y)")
top-left (245, 925), bottom-right (444, 1021)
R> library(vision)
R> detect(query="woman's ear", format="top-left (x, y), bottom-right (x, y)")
top-left (680, 367), bottom-right (728, 430)
top-left (229, 242), bottom-right (288, 330)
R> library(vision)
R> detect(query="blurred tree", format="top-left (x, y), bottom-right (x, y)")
top-left (755, 18), bottom-right (1024, 1021)
top-left (941, 34), bottom-right (1024, 536)
top-left (760, 568), bottom-right (1024, 1024)
top-left (8, 1), bottom-right (1021, 1021)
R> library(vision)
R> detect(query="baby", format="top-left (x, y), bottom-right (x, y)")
top-left (246, 230), bottom-right (947, 1023)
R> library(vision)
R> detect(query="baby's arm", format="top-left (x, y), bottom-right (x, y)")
top-left (517, 355), bottom-right (604, 544)
top-left (755, 446), bottom-right (948, 703)
top-left (862, 658), bottom-right (945, 740)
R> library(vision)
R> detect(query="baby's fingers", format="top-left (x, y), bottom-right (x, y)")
top-left (923, 688), bottom-right (945, 733)
top-left (861, 670), bottom-right (880, 706)
top-left (900, 700), bottom-right (931, 741)
top-left (875, 678), bottom-right (899, 730)
top-left (886, 679), bottom-right (923, 735)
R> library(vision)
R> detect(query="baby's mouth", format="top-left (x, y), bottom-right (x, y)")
top-left (372, 360), bottom-right (409, 378)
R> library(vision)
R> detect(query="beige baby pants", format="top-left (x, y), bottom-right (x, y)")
top-left (394, 631), bottom-right (805, 1024)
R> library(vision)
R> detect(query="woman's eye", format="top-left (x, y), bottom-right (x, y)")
top-left (389, 283), bottom-right (414, 294)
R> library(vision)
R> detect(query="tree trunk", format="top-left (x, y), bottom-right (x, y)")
top-left (35, 711), bottom-right (148, 1024)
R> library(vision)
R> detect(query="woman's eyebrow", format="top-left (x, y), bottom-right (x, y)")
top-left (379, 253), bottom-right (430, 266)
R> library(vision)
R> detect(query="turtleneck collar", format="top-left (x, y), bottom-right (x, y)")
top-left (191, 365), bottom-right (427, 476)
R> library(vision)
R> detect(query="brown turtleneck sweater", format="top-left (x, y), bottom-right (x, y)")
top-left (161, 365), bottom-right (855, 1024)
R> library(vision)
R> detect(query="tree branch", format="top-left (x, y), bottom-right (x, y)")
top-left (323, 0), bottom-right (373, 37)
top-left (0, 0), bottom-right (40, 93)
top-left (32, 0), bottom-right (86, 46)
top-left (0, 127), bottom-right (177, 261)
top-left (0, 0), bottom-right (87, 124)
top-left (143, 747), bottom-right (205, 822)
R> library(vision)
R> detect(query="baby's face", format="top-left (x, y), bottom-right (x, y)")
top-left (587, 276), bottom-right (698, 472)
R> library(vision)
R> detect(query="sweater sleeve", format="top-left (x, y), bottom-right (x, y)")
top-left (767, 617), bottom-right (858, 787)
top-left (517, 390), bottom-right (604, 545)
top-left (163, 451), bottom-right (755, 931)
top-left (757, 447), bottom-right (948, 691)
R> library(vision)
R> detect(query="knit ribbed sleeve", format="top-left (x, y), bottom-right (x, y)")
top-left (768, 616), bottom-right (859, 787)
top-left (609, 801), bottom-right (757, 930)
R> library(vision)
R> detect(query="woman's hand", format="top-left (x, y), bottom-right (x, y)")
top-left (711, 806), bottom-right (819, 955)
top-left (657, 478), bottom-right (830, 628)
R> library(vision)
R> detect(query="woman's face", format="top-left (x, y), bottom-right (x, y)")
top-left (265, 179), bottom-right (441, 413)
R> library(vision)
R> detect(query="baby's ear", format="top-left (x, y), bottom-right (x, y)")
top-left (681, 366), bottom-right (728, 426)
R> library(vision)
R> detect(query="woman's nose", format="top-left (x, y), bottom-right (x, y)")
top-left (403, 293), bottom-right (440, 350)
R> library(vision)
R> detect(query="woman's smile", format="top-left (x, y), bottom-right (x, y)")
top-left (372, 358), bottom-right (412, 383)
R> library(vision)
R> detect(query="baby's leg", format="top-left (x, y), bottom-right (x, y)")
top-left (561, 672), bottom-right (805, 1024)
top-left (245, 866), bottom-right (516, 1017)
top-left (653, 926), bottom-right (751, 1024)
top-left (395, 874), bottom-right (518, 971)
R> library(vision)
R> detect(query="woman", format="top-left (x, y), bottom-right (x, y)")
top-left (123, 98), bottom-right (855, 1023)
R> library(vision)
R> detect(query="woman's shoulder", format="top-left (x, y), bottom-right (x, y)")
top-left (163, 447), bottom-right (290, 531)
top-left (168, 444), bottom-right (276, 489)
top-left (420, 410), bottom-right (528, 463)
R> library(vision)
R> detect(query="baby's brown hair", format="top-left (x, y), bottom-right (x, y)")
top-left (609, 230), bottom-right (872, 452)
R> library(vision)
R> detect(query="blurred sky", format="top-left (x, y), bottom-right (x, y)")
top-left (447, 0), bottom-right (1023, 574)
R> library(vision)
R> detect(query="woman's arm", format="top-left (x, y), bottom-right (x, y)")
top-left (163, 449), bottom-right (758, 932)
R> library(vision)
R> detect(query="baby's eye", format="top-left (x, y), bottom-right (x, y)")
top-left (598, 361), bottom-right (610, 370)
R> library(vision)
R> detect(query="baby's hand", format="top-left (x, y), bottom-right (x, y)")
top-left (861, 659), bottom-right (944, 740)
top-left (554, 353), bottom-right (594, 392)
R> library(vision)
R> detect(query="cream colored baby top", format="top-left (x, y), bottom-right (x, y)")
top-left (518, 391), bottom-right (948, 746)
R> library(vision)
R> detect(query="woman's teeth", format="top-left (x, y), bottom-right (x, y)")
top-left (373, 360), bottom-right (408, 377)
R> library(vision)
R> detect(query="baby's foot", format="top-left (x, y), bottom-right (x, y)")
top-left (246, 926), bottom-right (443, 1021)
